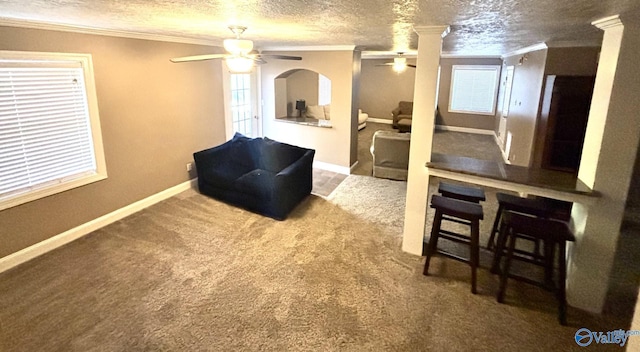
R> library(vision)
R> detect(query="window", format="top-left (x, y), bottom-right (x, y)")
top-left (318, 74), bottom-right (331, 106)
top-left (0, 51), bottom-right (106, 211)
top-left (448, 65), bottom-right (501, 115)
top-left (229, 73), bottom-right (252, 136)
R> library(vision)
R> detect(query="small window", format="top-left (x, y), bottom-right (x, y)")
top-left (0, 51), bottom-right (107, 210)
top-left (448, 65), bottom-right (501, 115)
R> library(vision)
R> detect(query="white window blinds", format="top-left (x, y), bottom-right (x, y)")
top-left (0, 52), bottom-right (106, 210)
top-left (448, 65), bottom-right (500, 115)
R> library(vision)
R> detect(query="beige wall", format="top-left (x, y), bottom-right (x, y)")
top-left (530, 46), bottom-right (600, 167)
top-left (502, 48), bottom-right (548, 166)
top-left (437, 57), bottom-right (503, 130)
top-left (286, 69), bottom-right (319, 114)
top-left (0, 26), bottom-right (226, 258)
top-left (350, 51), bottom-right (362, 166)
top-left (359, 58), bottom-right (416, 120)
top-left (544, 47), bottom-right (600, 76)
top-left (260, 50), bottom-right (355, 169)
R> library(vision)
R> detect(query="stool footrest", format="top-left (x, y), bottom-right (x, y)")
top-left (436, 250), bottom-right (472, 265)
top-left (442, 215), bottom-right (472, 226)
top-left (438, 229), bottom-right (472, 245)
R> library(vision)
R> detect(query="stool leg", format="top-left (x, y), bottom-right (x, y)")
top-left (497, 229), bottom-right (517, 303)
top-left (470, 219), bottom-right (480, 294)
top-left (490, 220), bottom-right (509, 274)
top-left (533, 238), bottom-right (542, 261)
top-left (487, 204), bottom-right (504, 250)
top-left (423, 210), bottom-right (442, 276)
top-left (557, 241), bottom-right (568, 325)
top-left (543, 239), bottom-right (556, 289)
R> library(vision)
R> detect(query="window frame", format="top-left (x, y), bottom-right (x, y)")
top-left (0, 50), bottom-right (107, 211)
top-left (448, 65), bottom-right (501, 116)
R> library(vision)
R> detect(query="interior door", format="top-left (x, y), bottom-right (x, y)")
top-left (223, 65), bottom-right (261, 139)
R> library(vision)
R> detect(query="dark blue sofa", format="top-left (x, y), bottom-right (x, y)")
top-left (193, 133), bottom-right (315, 220)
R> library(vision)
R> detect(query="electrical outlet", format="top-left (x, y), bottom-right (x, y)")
top-left (186, 162), bottom-right (193, 172)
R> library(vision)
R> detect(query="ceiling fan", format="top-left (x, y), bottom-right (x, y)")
top-left (170, 26), bottom-right (302, 72)
top-left (376, 53), bottom-right (416, 72)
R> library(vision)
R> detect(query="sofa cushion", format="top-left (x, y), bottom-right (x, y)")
top-left (305, 105), bottom-right (325, 119)
top-left (200, 161), bottom-right (253, 188)
top-left (259, 137), bottom-right (305, 173)
top-left (229, 133), bottom-right (259, 168)
top-left (398, 101), bottom-right (413, 114)
top-left (234, 169), bottom-right (276, 199)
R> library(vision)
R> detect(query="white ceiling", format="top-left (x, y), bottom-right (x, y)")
top-left (1, 0), bottom-right (639, 55)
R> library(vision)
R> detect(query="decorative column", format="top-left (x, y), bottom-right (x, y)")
top-left (567, 15), bottom-right (640, 312)
top-left (402, 26), bottom-right (450, 255)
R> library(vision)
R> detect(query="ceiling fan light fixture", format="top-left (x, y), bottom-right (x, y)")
top-left (226, 55), bottom-right (254, 73)
top-left (223, 38), bottom-right (253, 55)
top-left (393, 57), bottom-right (407, 72)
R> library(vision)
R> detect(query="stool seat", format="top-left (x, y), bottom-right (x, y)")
top-left (494, 211), bottom-right (575, 325)
top-left (424, 195), bottom-right (484, 294)
top-left (438, 182), bottom-right (486, 203)
top-left (495, 193), bottom-right (549, 217)
top-left (487, 192), bottom-right (561, 251)
top-left (430, 195), bottom-right (484, 221)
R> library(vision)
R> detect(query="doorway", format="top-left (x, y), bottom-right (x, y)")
top-left (222, 65), bottom-right (261, 139)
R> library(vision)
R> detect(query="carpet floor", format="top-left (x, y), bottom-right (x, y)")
top-left (0, 175), bottom-right (628, 351)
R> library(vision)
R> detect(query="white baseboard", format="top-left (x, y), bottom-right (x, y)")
top-left (0, 179), bottom-right (197, 274)
top-left (493, 133), bottom-right (511, 164)
top-left (435, 125), bottom-right (495, 135)
top-left (367, 118), bottom-right (393, 125)
top-left (350, 161), bottom-right (360, 174)
top-left (313, 161), bottom-right (350, 175)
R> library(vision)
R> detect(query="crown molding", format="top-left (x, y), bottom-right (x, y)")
top-left (440, 53), bottom-right (502, 59)
top-left (261, 45), bottom-right (356, 52)
top-left (545, 40), bottom-right (602, 48)
top-left (501, 42), bottom-right (548, 58)
top-left (0, 17), bottom-right (218, 46)
top-left (413, 25), bottom-right (451, 38)
top-left (361, 51), bottom-right (418, 59)
top-left (592, 15), bottom-right (623, 30)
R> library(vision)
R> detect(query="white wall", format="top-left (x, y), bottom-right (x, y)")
top-left (260, 50), bottom-right (355, 169)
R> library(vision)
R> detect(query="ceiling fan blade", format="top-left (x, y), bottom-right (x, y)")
top-left (375, 63), bottom-right (417, 68)
top-left (259, 54), bottom-right (302, 61)
top-left (253, 57), bottom-right (268, 64)
top-left (170, 54), bottom-right (227, 63)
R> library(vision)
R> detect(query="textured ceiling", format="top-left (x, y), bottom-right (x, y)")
top-left (0, 0), bottom-right (639, 55)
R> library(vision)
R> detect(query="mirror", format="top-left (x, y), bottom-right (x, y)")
top-left (275, 69), bottom-right (332, 127)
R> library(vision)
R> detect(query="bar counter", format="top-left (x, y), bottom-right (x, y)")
top-left (426, 153), bottom-right (599, 204)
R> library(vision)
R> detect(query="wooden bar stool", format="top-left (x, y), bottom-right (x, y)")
top-left (487, 192), bottom-right (549, 252)
top-left (488, 193), bottom-right (573, 272)
top-left (494, 211), bottom-right (576, 325)
top-left (438, 182), bottom-right (486, 203)
top-left (423, 195), bottom-right (484, 294)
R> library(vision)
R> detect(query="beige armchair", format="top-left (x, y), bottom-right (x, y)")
top-left (370, 130), bottom-right (411, 181)
top-left (392, 101), bottom-right (413, 130)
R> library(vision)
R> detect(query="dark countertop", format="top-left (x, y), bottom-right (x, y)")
top-left (276, 116), bottom-right (332, 128)
top-left (427, 153), bottom-right (596, 197)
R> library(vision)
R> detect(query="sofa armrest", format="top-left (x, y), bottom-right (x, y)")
top-left (392, 107), bottom-right (401, 119)
top-left (269, 149), bottom-right (315, 219)
top-left (275, 150), bottom-right (314, 189)
top-left (193, 142), bottom-right (231, 178)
